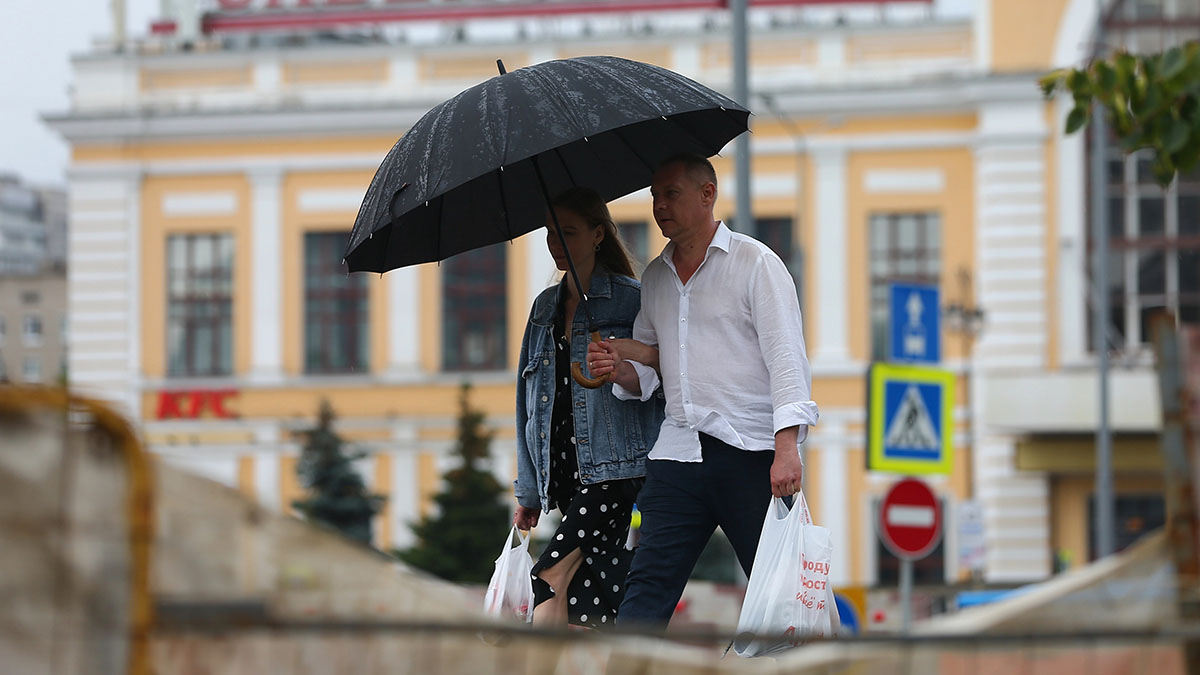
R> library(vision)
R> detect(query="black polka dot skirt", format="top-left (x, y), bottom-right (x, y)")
top-left (531, 477), bottom-right (642, 628)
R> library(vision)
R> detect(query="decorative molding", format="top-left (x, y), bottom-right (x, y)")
top-left (248, 167), bottom-right (284, 383)
top-left (812, 146), bottom-right (851, 365)
top-left (863, 168), bottom-right (945, 194)
top-left (298, 187), bottom-right (367, 213)
top-left (162, 190), bottom-right (238, 216)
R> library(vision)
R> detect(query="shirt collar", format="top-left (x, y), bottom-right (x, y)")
top-left (660, 220), bottom-right (732, 266)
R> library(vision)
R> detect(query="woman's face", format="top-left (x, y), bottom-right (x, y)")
top-left (545, 206), bottom-right (603, 272)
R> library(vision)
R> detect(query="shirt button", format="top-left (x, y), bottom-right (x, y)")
top-left (543, 359), bottom-right (549, 365)
top-left (541, 395), bottom-right (549, 402)
top-left (540, 432), bottom-right (546, 438)
top-left (680, 344), bottom-right (686, 350)
top-left (681, 318), bottom-right (686, 323)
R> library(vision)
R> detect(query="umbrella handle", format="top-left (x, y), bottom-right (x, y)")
top-left (571, 331), bottom-right (611, 389)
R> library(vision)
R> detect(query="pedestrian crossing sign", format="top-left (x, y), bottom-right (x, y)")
top-left (868, 363), bottom-right (954, 475)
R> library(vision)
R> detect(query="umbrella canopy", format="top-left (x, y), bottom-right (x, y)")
top-left (344, 55), bottom-right (749, 273)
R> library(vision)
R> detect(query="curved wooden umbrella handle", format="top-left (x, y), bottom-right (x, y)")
top-left (571, 331), bottom-right (611, 389)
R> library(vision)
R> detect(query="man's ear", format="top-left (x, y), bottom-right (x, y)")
top-left (701, 181), bottom-right (716, 206)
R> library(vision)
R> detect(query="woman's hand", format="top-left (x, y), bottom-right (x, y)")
top-left (514, 505), bottom-right (540, 531)
top-left (608, 338), bottom-right (659, 372)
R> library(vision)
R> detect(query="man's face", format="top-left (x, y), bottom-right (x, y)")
top-left (650, 161), bottom-right (713, 241)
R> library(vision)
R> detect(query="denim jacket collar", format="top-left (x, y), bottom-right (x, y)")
top-left (530, 267), bottom-right (616, 326)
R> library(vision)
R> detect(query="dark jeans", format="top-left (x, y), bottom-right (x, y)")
top-left (617, 433), bottom-right (776, 627)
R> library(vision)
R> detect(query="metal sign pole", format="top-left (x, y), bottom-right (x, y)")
top-left (900, 557), bottom-right (913, 633)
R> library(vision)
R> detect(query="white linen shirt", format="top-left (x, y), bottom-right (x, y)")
top-left (614, 222), bottom-right (818, 462)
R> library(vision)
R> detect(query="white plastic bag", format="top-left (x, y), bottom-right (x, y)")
top-left (732, 493), bottom-right (839, 657)
top-left (483, 526), bottom-right (535, 623)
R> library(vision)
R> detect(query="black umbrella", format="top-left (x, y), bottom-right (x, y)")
top-left (345, 55), bottom-right (750, 386)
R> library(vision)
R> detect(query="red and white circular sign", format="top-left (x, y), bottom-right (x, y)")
top-left (879, 478), bottom-right (942, 560)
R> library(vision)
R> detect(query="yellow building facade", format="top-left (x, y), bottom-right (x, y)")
top-left (50, 0), bottom-right (1190, 586)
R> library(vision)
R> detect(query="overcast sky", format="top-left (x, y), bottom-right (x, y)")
top-left (0, 0), bottom-right (974, 188)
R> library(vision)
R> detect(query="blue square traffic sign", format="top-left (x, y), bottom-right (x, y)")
top-left (889, 283), bottom-right (940, 364)
top-left (882, 380), bottom-right (942, 461)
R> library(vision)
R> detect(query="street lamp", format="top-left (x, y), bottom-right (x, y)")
top-left (942, 267), bottom-right (985, 581)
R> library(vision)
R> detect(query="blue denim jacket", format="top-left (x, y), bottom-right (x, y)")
top-left (515, 270), bottom-right (665, 511)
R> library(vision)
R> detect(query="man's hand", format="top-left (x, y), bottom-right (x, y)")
top-left (514, 505), bottom-right (540, 530)
top-left (770, 426), bottom-right (803, 498)
top-left (587, 338), bottom-right (657, 393)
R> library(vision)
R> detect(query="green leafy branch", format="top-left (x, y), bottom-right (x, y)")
top-left (1040, 41), bottom-right (1200, 186)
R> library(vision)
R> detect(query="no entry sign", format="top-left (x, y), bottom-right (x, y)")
top-left (879, 478), bottom-right (942, 560)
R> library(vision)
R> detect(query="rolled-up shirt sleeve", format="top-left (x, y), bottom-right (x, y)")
top-left (750, 254), bottom-right (820, 436)
top-left (613, 360), bottom-right (660, 401)
top-left (612, 306), bottom-right (660, 402)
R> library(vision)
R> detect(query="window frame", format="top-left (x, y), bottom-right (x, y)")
top-left (441, 243), bottom-right (508, 372)
top-left (165, 233), bottom-right (235, 378)
top-left (867, 212), bottom-right (943, 362)
top-left (22, 314), bottom-right (43, 348)
top-left (303, 231), bottom-right (370, 375)
top-left (21, 356), bottom-right (41, 384)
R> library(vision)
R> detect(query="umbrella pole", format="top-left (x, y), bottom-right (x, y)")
top-left (531, 157), bottom-right (610, 389)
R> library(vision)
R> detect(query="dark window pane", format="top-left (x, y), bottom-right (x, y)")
top-left (1180, 251), bottom-right (1199, 294)
top-left (304, 232), bottom-right (369, 374)
top-left (1109, 196), bottom-right (1125, 239)
top-left (166, 234), bottom-right (234, 378)
top-left (1140, 304), bottom-right (1171, 344)
top-left (617, 220), bottom-right (649, 268)
top-left (1089, 494), bottom-right (1165, 561)
top-left (1180, 195), bottom-right (1200, 237)
top-left (443, 243), bottom-right (507, 371)
top-left (1139, 196), bottom-right (1165, 237)
top-left (1138, 250), bottom-right (1166, 295)
top-left (1107, 158), bottom-right (1125, 186)
top-left (1181, 302), bottom-right (1200, 325)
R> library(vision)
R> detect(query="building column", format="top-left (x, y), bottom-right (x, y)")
top-left (816, 421), bottom-right (850, 586)
top-left (67, 168), bottom-right (142, 419)
top-left (390, 421), bottom-right (420, 550)
top-left (385, 266), bottom-right (421, 378)
top-left (973, 98), bottom-right (1054, 582)
top-left (248, 167), bottom-right (284, 384)
top-left (254, 425), bottom-right (281, 513)
top-left (811, 146), bottom-right (853, 366)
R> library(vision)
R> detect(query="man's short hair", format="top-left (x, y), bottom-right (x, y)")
top-left (658, 153), bottom-right (718, 191)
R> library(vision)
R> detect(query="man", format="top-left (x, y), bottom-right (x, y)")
top-left (586, 154), bottom-right (818, 626)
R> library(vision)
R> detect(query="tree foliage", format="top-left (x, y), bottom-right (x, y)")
top-left (293, 399), bottom-right (385, 545)
top-left (1040, 41), bottom-right (1200, 186)
top-left (394, 383), bottom-right (510, 583)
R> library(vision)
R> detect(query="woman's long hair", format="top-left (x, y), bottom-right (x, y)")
top-left (550, 186), bottom-right (638, 279)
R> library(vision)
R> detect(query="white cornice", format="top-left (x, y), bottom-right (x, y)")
top-left (44, 103), bottom-right (431, 143)
top-left (764, 72), bottom-right (1043, 119)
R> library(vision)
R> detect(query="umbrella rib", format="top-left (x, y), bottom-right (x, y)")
top-left (552, 147), bottom-right (577, 187)
top-left (610, 126), bottom-right (656, 175)
top-left (496, 168), bottom-right (514, 242)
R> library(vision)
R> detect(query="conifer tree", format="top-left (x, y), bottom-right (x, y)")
top-left (293, 400), bottom-right (385, 545)
top-left (396, 383), bottom-right (509, 583)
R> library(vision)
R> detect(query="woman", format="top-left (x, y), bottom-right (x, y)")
top-left (514, 186), bottom-right (663, 629)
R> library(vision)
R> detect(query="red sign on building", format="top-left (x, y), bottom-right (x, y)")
top-left (155, 389), bottom-right (240, 419)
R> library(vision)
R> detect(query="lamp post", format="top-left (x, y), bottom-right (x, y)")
top-left (943, 267), bottom-right (985, 580)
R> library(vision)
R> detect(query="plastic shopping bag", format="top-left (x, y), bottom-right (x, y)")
top-left (483, 526), bottom-right (535, 623)
top-left (731, 493), bottom-right (839, 657)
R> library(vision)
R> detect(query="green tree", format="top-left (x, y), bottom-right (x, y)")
top-left (293, 400), bottom-right (385, 545)
top-left (395, 383), bottom-right (510, 583)
top-left (1040, 41), bottom-right (1200, 186)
